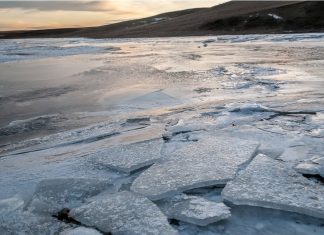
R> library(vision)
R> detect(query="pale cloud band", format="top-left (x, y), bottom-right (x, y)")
top-left (0, 1), bottom-right (110, 12)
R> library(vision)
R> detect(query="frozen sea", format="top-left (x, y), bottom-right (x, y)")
top-left (0, 33), bottom-right (324, 235)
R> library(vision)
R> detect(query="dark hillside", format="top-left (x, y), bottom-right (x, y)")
top-left (1, 1), bottom-right (323, 39)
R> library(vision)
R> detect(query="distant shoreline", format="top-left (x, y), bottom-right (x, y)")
top-left (1, 28), bottom-right (324, 40)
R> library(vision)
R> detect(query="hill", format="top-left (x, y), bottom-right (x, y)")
top-left (1, 1), bottom-right (324, 39)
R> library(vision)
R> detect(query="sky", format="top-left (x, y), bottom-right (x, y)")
top-left (0, 0), bottom-right (227, 31)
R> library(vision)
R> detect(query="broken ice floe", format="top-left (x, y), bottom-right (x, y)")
top-left (208, 102), bottom-right (317, 131)
top-left (131, 137), bottom-right (259, 200)
top-left (60, 227), bottom-right (102, 235)
top-left (0, 114), bottom-right (65, 137)
top-left (236, 64), bottom-right (283, 77)
top-left (0, 212), bottom-right (69, 235)
top-left (204, 103), bottom-right (274, 129)
top-left (222, 154), bottom-right (324, 219)
top-left (216, 64), bottom-right (285, 91)
top-left (93, 138), bottom-right (164, 173)
top-left (29, 178), bottom-right (114, 214)
top-left (158, 195), bottom-right (231, 226)
top-left (228, 103), bottom-right (271, 114)
top-left (278, 145), bottom-right (311, 163)
top-left (70, 191), bottom-right (178, 235)
top-left (295, 156), bottom-right (324, 177)
top-left (163, 122), bottom-right (207, 142)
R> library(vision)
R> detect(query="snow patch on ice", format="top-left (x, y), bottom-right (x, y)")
top-left (268, 13), bottom-right (284, 20)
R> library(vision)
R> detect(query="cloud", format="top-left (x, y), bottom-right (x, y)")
top-left (0, 1), bottom-right (110, 12)
top-left (0, 0), bottom-right (221, 13)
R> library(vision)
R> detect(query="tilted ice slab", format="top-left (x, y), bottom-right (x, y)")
top-left (125, 90), bottom-right (181, 109)
top-left (60, 227), bottom-right (103, 235)
top-left (29, 178), bottom-right (114, 214)
top-left (1, 197), bottom-right (69, 235)
top-left (158, 195), bottom-right (231, 226)
top-left (70, 191), bottom-right (178, 235)
top-left (222, 154), bottom-right (324, 219)
top-left (131, 137), bottom-right (259, 200)
top-left (162, 122), bottom-right (207, 141)
top-left (295, 156), bottom-right (324, 177)
top-left (1, 122), bottom-right (119, 156)
top-left (93, 138), bottom-right (164, 173)
top-left (227, 103), bottom-right (271, 114)
top-left (1, 211), bottom-right (69, 235)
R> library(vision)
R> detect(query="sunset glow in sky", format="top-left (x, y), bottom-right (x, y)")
top-left (0, 0), bottom-right (227, 31)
